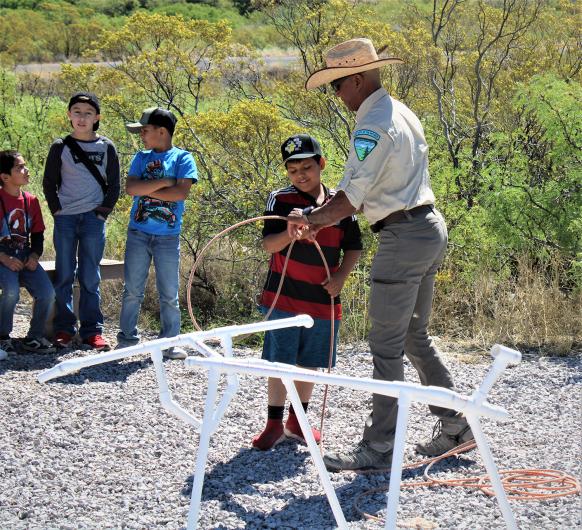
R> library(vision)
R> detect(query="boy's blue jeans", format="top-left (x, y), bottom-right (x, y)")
top-left (53, 212), bottom-right (106, 338)
top-left (0, 262), bottom-right (55, 338)
top-left (117, 228), bottom-right (181, 345)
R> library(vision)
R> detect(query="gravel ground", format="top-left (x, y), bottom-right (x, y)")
top-left (1, 307), bottom-right (580, 530)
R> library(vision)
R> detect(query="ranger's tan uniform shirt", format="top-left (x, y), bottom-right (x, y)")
top-left (338, 88), bottom-right (435, 225)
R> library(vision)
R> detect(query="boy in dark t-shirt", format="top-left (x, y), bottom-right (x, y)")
top-left (0, 150), bottom-right (55, 358)
top-left (253, 134), bottom-right (363, 450)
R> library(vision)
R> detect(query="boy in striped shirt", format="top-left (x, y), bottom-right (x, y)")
top-left (253, 134), bottom-right (362, 450)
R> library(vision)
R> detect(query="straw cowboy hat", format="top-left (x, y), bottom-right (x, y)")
top-left (305, 38), bottom-right (404, 90)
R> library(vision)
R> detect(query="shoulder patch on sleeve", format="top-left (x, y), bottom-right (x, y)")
top-left (354, 136), bottom-right (377, 161)
top-left (354, 129), bottom-right (380, 141)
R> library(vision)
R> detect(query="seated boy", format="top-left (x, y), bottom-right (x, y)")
top-left (253, 134), bottom-right (362, 450)
top-left (117, 108), bottom-right (197, 359)
top-left (0, 150), bottom-right (55, 357)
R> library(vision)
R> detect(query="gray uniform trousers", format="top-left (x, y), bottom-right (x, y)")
top-left (363, 207), bottom-right (457, 447)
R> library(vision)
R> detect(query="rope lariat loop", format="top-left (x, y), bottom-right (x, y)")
top-left (186, 215), bottom-right (335, 448)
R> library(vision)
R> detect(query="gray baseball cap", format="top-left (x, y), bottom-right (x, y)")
top-left (126, 107), bottom-right (177, 136)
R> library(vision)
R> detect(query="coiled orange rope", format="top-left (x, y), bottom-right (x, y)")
top-left (355, 440), bottom-right (581, 523)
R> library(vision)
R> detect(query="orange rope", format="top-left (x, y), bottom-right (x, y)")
top-left (354, 441), bottom-right (581, 523)
top-left (186, 215), bottom-right (334, 447)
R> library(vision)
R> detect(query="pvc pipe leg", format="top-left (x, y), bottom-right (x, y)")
top-left (466, 414), bottom-right (518, 530)
top-left (152, 348), bottom-right (202, 429)
top-left (385, 394), bottom-right (411, 530)
top-left (282, 378), bottom-right (348, 529)
top-left (186, 368), bottom-right (221, 530)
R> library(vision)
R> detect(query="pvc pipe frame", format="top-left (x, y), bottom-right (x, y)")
top-left (38, 315), bottom-right (521, 530)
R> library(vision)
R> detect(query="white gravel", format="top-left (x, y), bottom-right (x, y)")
top-left (1, 308), bottom-right (580, 529)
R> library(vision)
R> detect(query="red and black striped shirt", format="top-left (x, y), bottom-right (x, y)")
top-left (260, 185), bottom-right (363, 320)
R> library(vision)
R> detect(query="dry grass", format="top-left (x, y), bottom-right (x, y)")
top-left (321, 257), bottom-right (581, 355)
top-left (100, 278), bottom-right (125, 321)
top-left (432, 258), bottom-right (581, 355)
top-left (94, 253), bottom-right (580, 356)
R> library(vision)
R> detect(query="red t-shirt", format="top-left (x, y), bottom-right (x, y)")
top-left (0, 189), bottom-right (44, 252)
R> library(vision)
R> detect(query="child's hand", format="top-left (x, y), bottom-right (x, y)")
top-left (287, 208), bottom-right (323, 241)
top-left (24, 254), bottom-right (39, 271)
top-left (303, 224), bottom-right (323, 241)
top-left (94, 206), bottom-right (112, 221)
top-left (0, 254), bottom-right (25, 271)
top-left (297, 225), bottom-right (323, 242)
top-left (321, 273), bottom-right (345, 298)
top-left (287, 208), bottom-right (311, 240)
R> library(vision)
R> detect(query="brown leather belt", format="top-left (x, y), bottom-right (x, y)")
top-left (371, 204), bottom-right (434, 233)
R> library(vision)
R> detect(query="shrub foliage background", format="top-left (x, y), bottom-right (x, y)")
top-left (0, 0), bottom-right (580, 350)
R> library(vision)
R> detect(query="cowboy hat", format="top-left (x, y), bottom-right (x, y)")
top-left (305, 38), bottom-right (404, 90)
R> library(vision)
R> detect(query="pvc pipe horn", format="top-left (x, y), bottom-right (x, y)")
top-left (491, 344), bottom-right (522, 364)
top-left (472, 344), bottom-right (522, 405)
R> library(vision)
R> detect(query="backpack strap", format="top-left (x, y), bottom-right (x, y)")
top-left (62, 135), bottom-right (108, 194)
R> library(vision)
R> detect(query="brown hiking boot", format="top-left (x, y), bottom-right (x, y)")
top-left (415, 415), bottom-right (474, 457)
top-left (323, 440), bottom-right (392, 472)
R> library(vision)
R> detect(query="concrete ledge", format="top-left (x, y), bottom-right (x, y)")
top-left (39, 258), bottom-right (125, 282)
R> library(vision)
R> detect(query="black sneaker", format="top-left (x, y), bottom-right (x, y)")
top-left (20, 337), bottom-right (57, 354)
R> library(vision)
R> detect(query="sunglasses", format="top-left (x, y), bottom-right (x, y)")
top-left (330, 75), bottom-right (352, 93)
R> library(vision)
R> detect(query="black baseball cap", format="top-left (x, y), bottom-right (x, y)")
top-left (281, 134), bottom-right (322, 163)
top-left (68, 92), bottom-right (100, 131)
top-left (126, 107), bottom-right (178, 136)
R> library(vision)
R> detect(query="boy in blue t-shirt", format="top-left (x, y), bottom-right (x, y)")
top-left (117, 108), bottom-right (197, 359)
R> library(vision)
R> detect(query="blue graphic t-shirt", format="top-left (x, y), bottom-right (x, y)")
top-left (128, 147), bottom-right (197, 235)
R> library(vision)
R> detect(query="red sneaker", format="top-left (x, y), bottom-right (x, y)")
top-left (53, 331), bottom-right (74, 348)
top-left (252, 419), bottom-right (285, 450)
top-left (83, 334), bottom-right (111, 352)
top-left (284, 413), bottom-right (321, 445)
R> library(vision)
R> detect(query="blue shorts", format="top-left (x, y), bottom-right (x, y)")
top-left (260, 307), bottom-right (340, 368)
